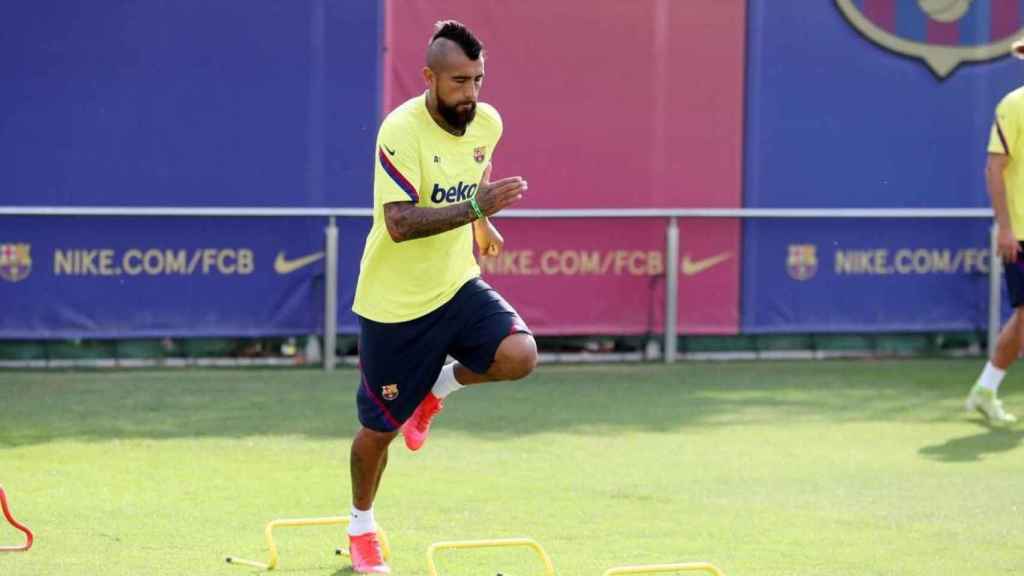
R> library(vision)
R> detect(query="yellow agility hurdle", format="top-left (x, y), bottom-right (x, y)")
top-left (603, 562), bottom-right (726, 576)
top-left (426, 537), bottom-right (557, 576)
top-left (225, 515), bottom-right (390, 571)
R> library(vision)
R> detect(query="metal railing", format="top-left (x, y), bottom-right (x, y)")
top-left (0, 206), bottom-right (999, 369)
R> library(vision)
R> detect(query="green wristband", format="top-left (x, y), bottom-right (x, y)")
top-left (469, 196), bottom-right (485, 220)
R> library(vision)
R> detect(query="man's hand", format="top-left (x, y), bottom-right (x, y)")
top-left (998, 226), bottom-right (1019, 263)
top-left (474, 217), bottom-right (504, 256)
top-left (474, 163), bottom-right (526, 217)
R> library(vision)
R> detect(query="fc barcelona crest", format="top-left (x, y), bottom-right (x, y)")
top-left (836, 0), bottom-right (1024, 78)
top-left (473, 146), bottom-right (486, 164)
top-left (0, 243), bottom-right (32, 283)
top-left (381, 384), bottom-right (399, 401)
top-left (787, 244), bottom-right (818, 281)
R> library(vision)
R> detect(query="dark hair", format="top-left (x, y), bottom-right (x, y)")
top-left (430, 20), bottom-right (483, 60)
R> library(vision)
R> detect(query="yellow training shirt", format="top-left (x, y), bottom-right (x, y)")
top-left (989, 86), bottom-right (1024, 239)
top-left (353, 93), bottom-right (502, 323)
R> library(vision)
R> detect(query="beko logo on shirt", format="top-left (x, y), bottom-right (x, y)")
top-left (431, 181), bottom-right (478, 204)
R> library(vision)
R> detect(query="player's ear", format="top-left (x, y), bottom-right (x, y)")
top-left (422, 66), bottom-right (433, 88)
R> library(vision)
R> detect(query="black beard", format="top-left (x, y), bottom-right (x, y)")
top-left (438, 98), bottom-right (476, 131)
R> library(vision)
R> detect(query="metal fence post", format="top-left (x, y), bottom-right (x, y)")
top-left (989, 223), bottom-right (1001, 360)
top-left (665, 217), bottom-right (679, 364)
top-left (324, 217), bottom-right (338, 372)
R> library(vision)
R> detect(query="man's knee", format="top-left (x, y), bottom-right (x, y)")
top-left (354, 426), bottom-right (399, 449)
top-left (492, 333), bottom-right (538, 381)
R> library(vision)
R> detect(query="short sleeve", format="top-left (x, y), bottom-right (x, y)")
top-left (989, 97), bottom-right (1016, 157)
top-left (375, 118), bottom-right (421, 204)
top-left (490, 106), bottom-right (503, 141)
top-left (479, 102), bottom-right (503, 144)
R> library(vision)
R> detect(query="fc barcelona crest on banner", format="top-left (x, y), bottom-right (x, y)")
top-left (836, 0), bottom-right (1024, 78)
top-left (787, 244), bottom-right (818, 281)
top-left (0, 243), bottom-right (32, 282)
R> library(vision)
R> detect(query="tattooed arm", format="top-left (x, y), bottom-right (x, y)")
top-left (383, 167), bottom-right (527, 243)
top-left (383, 201), bottom-right (476, 242)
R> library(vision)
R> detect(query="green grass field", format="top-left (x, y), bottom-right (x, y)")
top-left (1, 360), bottom-right (1022, 575)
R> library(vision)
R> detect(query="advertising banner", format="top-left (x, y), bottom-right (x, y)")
top-left (742, 219), bottom-right (996, 332)
top-left (0, 217), bottom-right (369, 338)
top-left (478, 218), bottom-right (739, 335)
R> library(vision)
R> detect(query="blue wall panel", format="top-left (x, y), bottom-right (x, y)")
top-left (742, 1), bottom-right (1019, 332)
top-left (0, 1), bottom-right (380, 337)
top-left (744, 1), bottom-right (1020, 210)
top-left (0, 0), bottom-right (381, 207)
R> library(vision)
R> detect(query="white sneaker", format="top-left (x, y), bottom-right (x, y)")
top-left (965, 384), bottom-right (1018, 425)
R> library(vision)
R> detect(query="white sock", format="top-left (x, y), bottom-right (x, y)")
top-left (347, 506), bottom-right (375, 536)
top-left (430, 363), bottom-right (464, 399)
top-left (977, 362), bottom-right (1006, 393)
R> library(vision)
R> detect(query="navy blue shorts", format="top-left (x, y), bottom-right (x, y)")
top-left (1005, 242), bottom-right (1024, 308)
top-left (356, 278), bottom-right (530, 432)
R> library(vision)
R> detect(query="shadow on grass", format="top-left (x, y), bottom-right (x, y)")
top-left (918, 421), bottom-right (1024, 462)
top-left (0, 358), bottom-right (999, 447)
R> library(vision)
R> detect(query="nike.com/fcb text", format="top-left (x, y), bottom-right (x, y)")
top-left (53, 248), bottom-right (254, 276)
top-left (481, 250), bottom-right (667, 277)
top-left (480, 250), bottom-right (736, 277)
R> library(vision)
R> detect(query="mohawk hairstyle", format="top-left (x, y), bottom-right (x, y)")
top-left (429, 20), bottom-right (484, 60)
